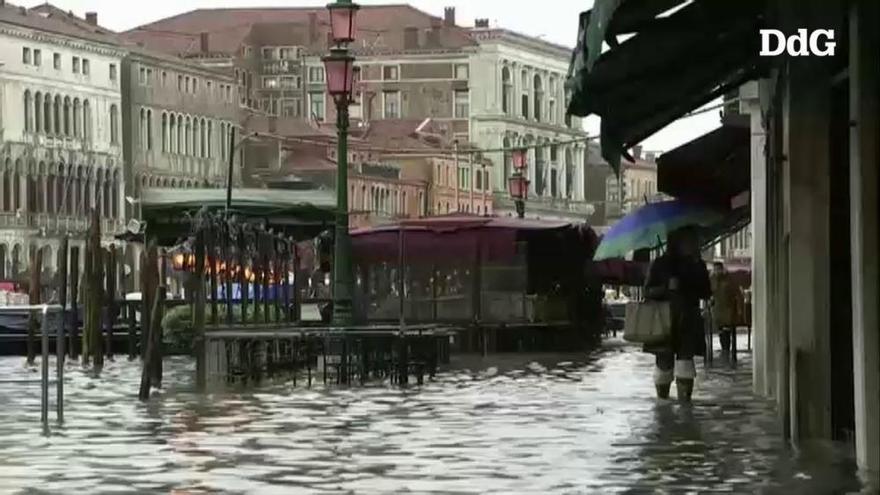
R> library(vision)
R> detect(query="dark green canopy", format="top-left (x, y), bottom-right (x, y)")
top-left (565, 0), bottom-right (768, 174)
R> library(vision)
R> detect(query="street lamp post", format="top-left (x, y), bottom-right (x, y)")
top-left (508, 147), bottom-right (530, 219)
top-left (324, 0), bottom-right (360, 325)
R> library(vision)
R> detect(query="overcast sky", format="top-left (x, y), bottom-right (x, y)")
top-left (16, 0), bottom-right (719, 152)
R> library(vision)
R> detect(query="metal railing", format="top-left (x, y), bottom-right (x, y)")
top-left (0, 305), bottom-right (65, 428)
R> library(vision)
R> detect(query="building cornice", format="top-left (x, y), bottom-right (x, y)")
top-left (472, 114), bottom-right (589, 138)
top-left (0, 23), bottom-right (126, 58)
top-left (470, 29), bottom-right (571, 61)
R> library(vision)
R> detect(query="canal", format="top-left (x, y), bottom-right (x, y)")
top-left (0, 339), bottom-right (866, 494)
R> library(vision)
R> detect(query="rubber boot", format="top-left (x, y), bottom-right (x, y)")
top-left (653, 367), bottom-right (674, 399)
top-left (674, 359), bottom-right (696, 402)
top-left (676, 378), bottom-right (694, 402)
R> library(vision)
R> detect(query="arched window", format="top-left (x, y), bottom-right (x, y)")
top-left (548, 77), bottom-right (558, 124)
top-left (82, 100), bottom-right (91, 141)
top-left (13, 160), bottom-right (22, 212)
top-left (564, 148), bottom-right (574, 199)
top-left (501, 67), bottom-right (512, 115)
top-left (170, 114), bottom-right (177, 153)
top-left (53, 95), bottom-right (61, 135)
top-left (103, 174), bottom-right (111, 217)
top-left (110, 104), bottom-right (119, 144)
top-left (192, 118), bottom-right (199, 157)
top-left (94, 169), bottom-right (103, 214)
top-left (47, 171), bottom-right (55, 214)
top-left (0, 244), bottom-right (6, 279)
top-left (533, 74), bottom-right (543, 122)
top-left (161, 113), bottom-right (168, 152)
top-left (56, 164), bottom-right (65, 215)
top-left (34, 92), bottom-right (43, 133)
top-left (185, 117), bottom-right (192, 156)
top-left (43, 93), bottom-right (52, 134)
top-left (502, 136), bottom-right (511, 185)
top-left (139, 108), bottom-right (146, 149)
top-left (146, 110), bottom-right (153, 151)
top-left (63, 96), bottom-right (71, 136)
top-left (200, 118), bottom-right (207, 158)
top-left (1, 162), bottom-right (9, 212)
top-left (520, 70), bottom-right (529, 119)
top-left (73, 98), bottom-right (81, 138)
top-left (207, 120), bottom-right (213, 158)
top-left (177, 115), bottom-right (184, 155)
top-left (111, 170), bottom-right (120, 219)
top-left (24, 91), bottom-right (33, 132)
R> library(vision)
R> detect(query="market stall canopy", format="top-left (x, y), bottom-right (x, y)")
top-left (657, 124), bottom-right (751, 209)
top-left (351, 215), bottom-right (597, 264)
top-left (137, 188), bottom-right (336, 244)
top-left (565, 0), bottom-right (768, 174)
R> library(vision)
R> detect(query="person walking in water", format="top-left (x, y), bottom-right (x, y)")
top-left (710, 261), bottom-right (741, 356)
top-left (644, 227), bottom-right (712, 401)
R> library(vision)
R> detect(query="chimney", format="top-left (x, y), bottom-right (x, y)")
top-left (403, 27), bottom-right (419, 50)
top-left (443, 7), bottom-right (455, 27)
top-left (308, 12), bottom-right (318, 43)
top-left (632, 145), bottom-right (643, 160)
top-left (475, 18), bottom-right (489, 28)
top-left (200, 32), bottom-right (209, 53)
top-left (85, 12), bottom-right (97, 26)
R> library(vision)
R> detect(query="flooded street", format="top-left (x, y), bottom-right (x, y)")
top-left (0, 339), bottom-right (866, 494)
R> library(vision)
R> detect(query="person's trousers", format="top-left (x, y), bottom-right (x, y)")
top-left (719, 326), bottom-right (734, 352)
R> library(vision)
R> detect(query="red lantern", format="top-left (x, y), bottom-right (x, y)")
top-left (508, 174), bottom-right (530, 200)
top-left (323, 48), bottom-right (355, 100)
top-left (327, 0), bottom-right (360, 44)
top-left (512, 147), bottom-right (528, 170)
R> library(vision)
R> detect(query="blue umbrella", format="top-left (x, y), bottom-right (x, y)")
top-left (594, 199), bottom-right (725, 260)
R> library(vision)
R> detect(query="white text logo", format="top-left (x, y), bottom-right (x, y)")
top-left (759, 29), bottom-right (836, 57)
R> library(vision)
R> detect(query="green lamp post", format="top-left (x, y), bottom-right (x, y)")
top-left (324, 0), bottom-right (360, 325)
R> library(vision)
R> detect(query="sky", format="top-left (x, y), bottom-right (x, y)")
top-left (15, 0), bottom-right (719, 152)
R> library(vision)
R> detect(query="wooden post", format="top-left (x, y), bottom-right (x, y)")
top-left (239, 226), bottom-right (249, 324)
top-left (263, 236), bottom-right (270, 324)
top-left (82, 210), bottom-right (104, 369)
top-left (138, 285), bottom-right (166, 401)
top-left (194, 231), bottom-right (207, 389)
top-left (292, 244), bottom-right (302, 323)
top-left (69, 246), bottom-right (80, 360)
top-left (209, 222), bottom-right (218, 327)
top-left (274, 238), bottom-right (282, 324)
top-left (58, 237), bottom-right (69, 364)
top-left (281, 241), bottom-right (291, 324)
top-left (26, 247), bottom-right (44, 365)
top-left (140, 242), bottom-right (159, 362)
top-left (225, 221), bottom-right (234, 325)
top-left (105, 246), bottom-right (118, 359)
top-left (153, 249), bottom-right (166, 386)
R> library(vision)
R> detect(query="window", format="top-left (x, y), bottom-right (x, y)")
top-left (24, 91), bottom-right (33, 132)
top-left (185, 76), bottom-right (191, 92)
top-left (382, 65), bottom-right (399, 81)
top-left (82, 100), bottom-right (91, 141)
top-left (308, 66), bottom-right (325, 83)
top-left (110, 63), bottom-right (117, 82)
top-left (501, 66), bottom-right (512, 115)
top-left (263, 76), bottom-right (279, 89)
top-left (280, 76), bottom-right (299, 89)
top-left (162, 71), bottom-right (168, 86)
top-left (262, 47), bottom-right (275, 60)
top-left (550, 169), bottom-right (558, 197)
top-left (207, 120), bottom-right (213, 158)
top-left (455, 64), bottom-right (469, 80)
top-left (207, 80), bottom-right (213, 94)
top-left (309, 92), bottom-right (325, 121)
top-left (146, 68), bottom-right (153, 84)
top-left (161, 113), bottom-right (168, 152)
top-left (33, 49), bottom-right (41, 67)
top-left (147, 110), bottom-right (153, 151)
top-left (383, 91), bottom-right (400, 118)
top-left (110, 104), bottom-right (119, 144)
top-left (521, 70), bottom-right (529, 119)
top-left (281, 98), bottom-right (302, 117)
top-left (193, 77), bottom-right (199, 93)
top-left (178, 75), bottom-right (183, 91)
top-left (54, 53), bottom-right (61, 70)
top-left (533, 75), bottom-right (543, 122)
top-left (72, 56), bottom-right (81, 74)
top-left (22, 47), bottom-right (31, 64)
top-left (279, 47), bottom-right (296, 59)
top-left (82, 59), bottom-right (90, 76)
top-left (454, 90), bottom-right (469, 118)
top-left (550, 144), bottom-right (558, 162)
top-left (139, 67), bottom-right (146, 84)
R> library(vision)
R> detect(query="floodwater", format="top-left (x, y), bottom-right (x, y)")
top-left (0, 338), bottom-right (870, 494)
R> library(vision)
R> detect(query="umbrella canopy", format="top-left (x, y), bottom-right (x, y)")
top-left (594, 199), bottom-right (726, 261)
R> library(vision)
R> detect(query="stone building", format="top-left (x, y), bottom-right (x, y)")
top-left (468, 19), bottom-right (590, 222)
top-left (604, 146), bottom-right (662, 221)
top-left (0, 3), bottom-right (126, 280)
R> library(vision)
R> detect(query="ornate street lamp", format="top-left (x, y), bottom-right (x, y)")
top-left (323, 0), bottom-right (360, 326)
top-left (508, 148), bottom-right (529, 219)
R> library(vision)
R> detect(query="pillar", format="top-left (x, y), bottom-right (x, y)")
top-left (747, 80), bottom-right (773, 398)
top-left (849, 0), bottom-right (880, 478)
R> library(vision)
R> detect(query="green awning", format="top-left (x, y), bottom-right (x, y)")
top-left (139, 188), bottom-right (336, 244)
top-left (566, 0), bottom-right (768, 175)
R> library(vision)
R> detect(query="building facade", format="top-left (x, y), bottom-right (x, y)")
top-left (0, 5), bottom-right (126, 280)
top-left (604, 148), bottom-right (662, 221)
top-left (467, 21), bottom-right (591, 222)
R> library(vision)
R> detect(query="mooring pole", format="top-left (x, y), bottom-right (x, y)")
top-left (40, 305), bottom-right (49, 427)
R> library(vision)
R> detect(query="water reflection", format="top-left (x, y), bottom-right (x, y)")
top-left (0, 343), bottom-right (866, 494)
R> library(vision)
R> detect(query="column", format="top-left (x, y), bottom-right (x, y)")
top-left (849, 0), bottom-right (880, 477)
top-left (784, 48), bottom-right (832, 442)
top-left (748, 81), bottom-right (773, 397)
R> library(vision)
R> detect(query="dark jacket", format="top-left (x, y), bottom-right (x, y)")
top-left (643, 254), bottom-right (711, 356)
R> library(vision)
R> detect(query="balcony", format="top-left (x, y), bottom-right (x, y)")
top-left (28, 214), bottom-right (126, 235)
top-left (262, 60), bottom-right (301, 75)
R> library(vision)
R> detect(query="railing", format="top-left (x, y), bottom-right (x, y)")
top-left (27, 214), bottom-right (123, 234)
top-left (262, 61), bottom-right (301, 75)
top-left (494, 194), bottom-right (595, 215)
